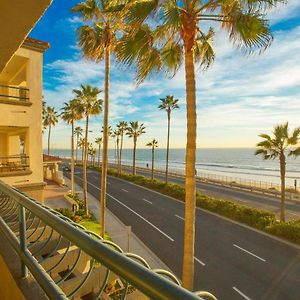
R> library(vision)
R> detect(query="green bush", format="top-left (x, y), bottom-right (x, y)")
top-left (266, 220), bottom-right (300, 244)
top-left (68, 192), bottom-right (85, 209)
top-left (55, 208), bottom-right (74, 220)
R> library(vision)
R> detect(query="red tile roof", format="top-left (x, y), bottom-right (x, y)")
top-left (43, 154), bottom-right (62, 162)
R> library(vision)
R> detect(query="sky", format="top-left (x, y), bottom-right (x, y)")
top-left (31, 0), bottom-right (300, 149)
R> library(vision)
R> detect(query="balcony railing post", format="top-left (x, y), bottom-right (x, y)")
top-left (19, 204), bottom-right (28, 278)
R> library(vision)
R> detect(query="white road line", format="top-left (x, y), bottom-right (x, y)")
top-left (233, 244), bottom-right (266, 262)
top-left (194, 257), bottom-right (205, 266)
top-left (233, 287), bottom-right (252, 300)
top-left (75, 175), bottom-right (174, 242)
top-left (142, 198), bottom-right (152, 204)
top-left (122, 189), bottom-right (129, 193)
top-left (107, 193), bottom-right (174, 242)
top-left (175, 214), bottom-right (185, 221)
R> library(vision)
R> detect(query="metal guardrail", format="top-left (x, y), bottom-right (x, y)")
top-left (0, 155), bottom-right (29, 173)
top-left (0, 84), bottom-right (29, 102)
top-left (0, 180), bottom-right (217, 300)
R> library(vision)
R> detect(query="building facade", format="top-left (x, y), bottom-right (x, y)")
top-left (0, 38), bottom-right (49, 201)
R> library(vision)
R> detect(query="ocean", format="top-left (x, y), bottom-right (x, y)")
top-left (47, 148), bottom-right (300, 187)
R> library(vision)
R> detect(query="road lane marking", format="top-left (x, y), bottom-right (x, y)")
top-left (194, 257), bottom-right (205, 266)
top-left (142, 198), bottom-right (152, 204)
top-left (233, 244), bottom-right (266, 262)
top-left (233, 287), bottom-right (252, 300)
top-left (122, 189), bottom-right (129, 193)
top-left (175, 214), bottom-right (185, 221)
top-left (75, 175), bottom-right (174, 242)
top-left (108, 194), bottom-right (174, 242)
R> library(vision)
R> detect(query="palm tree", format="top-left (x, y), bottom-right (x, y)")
top-left (146, 139), bottom-right (158, 180)
top-left (61, 99), bottom-right (83, 194)
top-left (159, 95), bottom-right (179, 184)
top-left (73, 84), bottom-right (102, 215)
top-left (255, 123), bottom-right (300, 223)
top-left (88, 144), bottom-right (96, 166)
top-left (112, 128), bottom-right (121, 168)
top-left (43, 106), bottom-right (59, 156)
top-left (118, 0), bottom-right (282, 289)
top-left (72, 0), bottom-right (128, 237)
top-left (78, 137), bottom-right (85, 164)
top-left (95, 137), bottom-right (103, 167)
top-left (126, 121), bottom-right (146, 175)
top-left (75, 126), bottom-right (83, 163)
top-left (117, 121), bottom-right (128, 173)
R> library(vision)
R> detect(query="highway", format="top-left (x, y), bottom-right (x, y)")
top-left (65, 166), bottom-right (300, 299)
top-left (116, 164), bottom-right (300, 220)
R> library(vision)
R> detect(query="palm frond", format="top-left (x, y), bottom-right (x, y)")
top-left (194, 28), bottom-right (215, 69)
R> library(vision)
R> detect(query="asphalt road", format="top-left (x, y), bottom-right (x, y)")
top-left (65, 166), bottom-right (300, 300)
top-left (115, 164), bottom-right (300, 220)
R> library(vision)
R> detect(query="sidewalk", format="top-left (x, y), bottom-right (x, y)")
top-left (64, 176), bottom-right (171, 271)
top-left (44, 180), bottom-right (71, 209)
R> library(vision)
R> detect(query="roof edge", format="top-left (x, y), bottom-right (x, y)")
top-left (21, 37), bottom-right (50, 53)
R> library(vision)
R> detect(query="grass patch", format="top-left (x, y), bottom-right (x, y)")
top-left (80, 220), bottom-right (112, 241)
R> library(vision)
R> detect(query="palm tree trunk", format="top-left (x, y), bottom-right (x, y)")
top-left (151, 146), bottom-right (154, 180)
top-left (280, 154), bottom-right (286, 222)
top-left (133, 137), bottom-right (137, 175)
top-left (76, 134), bottom-right (78, 164)
top-left (120, 133), bottom-right (124, 173)
top-left (182, 47), bottom-right (197, 290)
top-left (71, 119), bottom-right (75, 194)
top-left (166, 111), bottom-right (170, 184)
top-left (47, 124), bottom-right (51, 156)
top-left (83, 114), bottom-right (89, 215)
top-left (98, 144), bottom-right (101, 168)
top-left (117, 137), bottom-right (120, 174)
top-left (100, 47), bottom-right (110, 238)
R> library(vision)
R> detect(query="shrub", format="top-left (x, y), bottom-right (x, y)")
top-left (266, 220), bottom-right (300, 244)
top-left (68, 192), bottom-right (85, 209)
top-left (55, 208), bottom-right (74, 220)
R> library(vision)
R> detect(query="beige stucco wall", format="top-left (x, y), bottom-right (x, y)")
top-left (0, 46), bottom-right (45, 198)
top-left (0, 255), bottom-right (25, 300)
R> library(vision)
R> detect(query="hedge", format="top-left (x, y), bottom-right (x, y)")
top-left (85, 165), bottom-right (300, 246)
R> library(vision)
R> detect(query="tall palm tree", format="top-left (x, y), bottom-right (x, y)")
top-left (95, 137), bottom-right (103, 167)
top-left (75, 126), bottom-right (83, 163)
top-left (73, 84), bottom-right (102, 215)
top-left (72, 0), bottom-right (129, 237)
top-left (159, 95), bottom-right (179, 184)
top-left (126, 121), bottom-right (146, 175)
top-left (255, 123), bottom-right (300, 223)
top-left (61, 99), bottom-right (83, 194)
top-left (118, 0), bottom-right (282, 289)
top-left (117, 121), bottom-right (128, 173)
top-left (43, 106), bottom-right (59, 156)
top-left (146, 139), bottom-right (158, 180)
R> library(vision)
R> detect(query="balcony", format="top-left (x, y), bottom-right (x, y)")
top-left (0, 85), bottom-right (31, 106)
top-left (0, 180), bottom-right (217, 300)
top-left (0, 155), bottom-right (31, 177)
